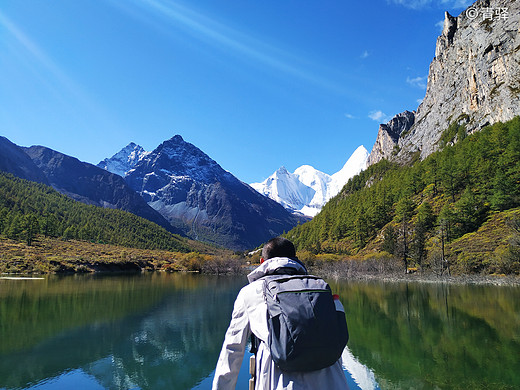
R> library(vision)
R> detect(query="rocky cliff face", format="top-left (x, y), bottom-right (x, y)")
top-left (369, 0), bottom-right (520, 165)
top-left (367, 111), bottom-right (415, 165)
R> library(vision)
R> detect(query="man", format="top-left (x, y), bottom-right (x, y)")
top-left (212, 237), bottom-right (349, 389)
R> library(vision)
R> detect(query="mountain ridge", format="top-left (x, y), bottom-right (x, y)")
top-left (0, 137), bottom-right (49, 185)
top-left (23, 145), bottom-right (176, 233)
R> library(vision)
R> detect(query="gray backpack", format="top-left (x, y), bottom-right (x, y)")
top-left (262, 273), bottom-right (348, 372)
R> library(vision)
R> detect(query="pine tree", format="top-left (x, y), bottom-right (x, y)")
top-left (395, 198), bottom-right (415, 273)
top-left (382, 225), bottom-right (397, 255)
top-left (411, 219), bottom-right (427, 271)
top-left (454, 187), bottom-right (485, 236)
top-left (6, 214), bottom-right (23, 241)
top-left (22, 214), bottom-right (39, 246)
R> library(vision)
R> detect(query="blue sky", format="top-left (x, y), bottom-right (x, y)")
top-left (0, 0), bottom-right (472, 183)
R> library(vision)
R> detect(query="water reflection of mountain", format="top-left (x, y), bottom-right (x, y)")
top-left (330, 280), bottom-right (520, 390)
top-left (0, 274), bottom-right (245, 390)
top-left (341, 347), bottom-right (379, 390)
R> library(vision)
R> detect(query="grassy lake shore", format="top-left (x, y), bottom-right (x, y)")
top-left (2, 236), bottom-right (520, 286)
top-left (0, 236), bottom-right (237, 275)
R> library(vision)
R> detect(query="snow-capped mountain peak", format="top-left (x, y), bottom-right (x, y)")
top-left (251, 145), bottom-right (369, 217)
top-left (292, 165), bottom-right (332, 217)
top-left (250, 166), bottom-right (315, 212)
top-left (97, 142), bottom-right (148, 177)
top-left (328, 145), bottom-right (369, 200)
top-left (294, 165), bottom-right (331, 188)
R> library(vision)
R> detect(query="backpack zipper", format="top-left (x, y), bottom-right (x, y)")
top-left (277, 289), bottom-right (328, 294)
top-left (274, 289), bottom-right (329, 302)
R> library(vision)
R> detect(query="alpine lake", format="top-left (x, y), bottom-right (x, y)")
top-left (0, 272), bottom-right (519, 390)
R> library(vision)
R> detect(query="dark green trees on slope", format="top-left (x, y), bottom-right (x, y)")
top-left (0, 173), bottom-right (191, 252)
top-left (287, 117), bottom-right (520, 274)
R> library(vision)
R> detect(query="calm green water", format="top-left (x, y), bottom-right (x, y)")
top-left (0, 274), bottom-right (519, 389)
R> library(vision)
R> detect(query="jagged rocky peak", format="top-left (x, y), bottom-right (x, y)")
top-left (143, 134), bottom-right (226, 184)
top-left (98, 142), bottom-right (147, 177)
top-left (436, 11), bottom-right (458, 57)
top-left (159, 135), bottom-right (189, 151)
top-left (384, 111), bottom-right (416, 142)
top-left (276, 166), bottom-right (290, 175)
top-left (367, 111), bottom-right (415, 166)
top-left (443, 11), bottom-right (457, 38)
top-left (368, 0), bottom-right (520, 166)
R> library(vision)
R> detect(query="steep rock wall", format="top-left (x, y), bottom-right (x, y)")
top-left (369, 0), bottom-right (520, 165)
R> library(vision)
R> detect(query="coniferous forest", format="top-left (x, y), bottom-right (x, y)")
top-left (0, 173), bottom-right (192, 252)
top-left (286, 117), bottom-right (520, 274)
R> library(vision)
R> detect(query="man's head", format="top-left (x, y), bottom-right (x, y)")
top-left (261, 237), bottom-right (296, 261)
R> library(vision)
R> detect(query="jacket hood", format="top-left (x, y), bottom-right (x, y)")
top-left (247, 257), bottom-right (307, 283)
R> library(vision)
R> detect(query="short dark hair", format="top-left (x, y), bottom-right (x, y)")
top-left (262, 237), bottom-right (296, 260)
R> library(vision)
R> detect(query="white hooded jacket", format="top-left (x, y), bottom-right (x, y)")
top-left (212, 257), bottom-right (349, 390)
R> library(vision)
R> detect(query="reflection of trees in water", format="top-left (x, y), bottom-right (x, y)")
top-left (0, 274), bottom-right (245, 389)
top-left (85, 287), bottom-right (240, 390)
top-left (329, 280), bottom-right (520, 389)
